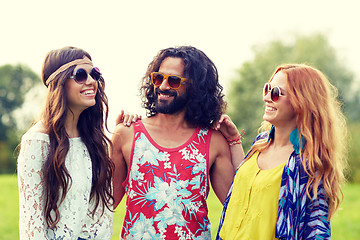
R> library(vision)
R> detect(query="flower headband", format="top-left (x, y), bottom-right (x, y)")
top-left (45, 57), bottom-right (92, 87)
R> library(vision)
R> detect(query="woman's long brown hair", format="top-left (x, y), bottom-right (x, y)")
top-left (41, 46), bottom-right (114, 227)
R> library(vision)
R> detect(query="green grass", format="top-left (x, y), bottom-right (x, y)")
top-left (2, 174), bottom-right (359, 239)
top-left (331, 183), bottom-right (360, 239)
top-left (0, 174), bottom-right (19, 240)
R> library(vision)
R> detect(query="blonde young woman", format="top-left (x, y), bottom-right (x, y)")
top-left (215, 64), bottom-right (347, 239)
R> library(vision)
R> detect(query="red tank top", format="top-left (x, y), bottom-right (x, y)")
top-left (120, 120), bottom-right (212, 240)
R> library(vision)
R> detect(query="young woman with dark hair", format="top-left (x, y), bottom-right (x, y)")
top-left (17, 46), bottom-right (134, 239)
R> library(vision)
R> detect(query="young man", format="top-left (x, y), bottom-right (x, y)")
top-left (112, 46), bottom-right (240, 239)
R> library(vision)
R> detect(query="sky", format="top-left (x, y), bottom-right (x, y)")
top-left (1, 0), bottom-right (359, 130)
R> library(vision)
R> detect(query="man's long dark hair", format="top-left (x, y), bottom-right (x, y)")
top-left (140, 46), bottom-right (226, 128)
top-left (41, 46), bottom-right (114, 227)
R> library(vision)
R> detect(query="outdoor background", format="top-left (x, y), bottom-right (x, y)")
top-left (1, 0), bottom-right (359, 239)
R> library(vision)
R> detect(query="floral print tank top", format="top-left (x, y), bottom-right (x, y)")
top-left (120, 121), bottom-right (212, 240)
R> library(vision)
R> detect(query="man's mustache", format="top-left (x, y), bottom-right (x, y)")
top-left (155, 88), bottom-right (177, 97)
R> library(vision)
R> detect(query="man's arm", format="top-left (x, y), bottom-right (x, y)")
top-left (110, 124), bottom-right (133, 209)
top-left (209, 131), bottom-right (235, 204)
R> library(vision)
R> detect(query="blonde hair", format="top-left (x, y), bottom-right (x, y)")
top-left (245, 64), bottom-right (347, 219)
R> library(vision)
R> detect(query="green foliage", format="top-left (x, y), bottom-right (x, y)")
top-left (0, 64), bottom-right (40, 173)
top-left (2, 174), bottom-right (359, 239)
top-left (228, 33), bottom-right (359, 154)
top-left (346, 121), bottom-right (360, 182)
top-left (345, 92), bottom-right (360, 121)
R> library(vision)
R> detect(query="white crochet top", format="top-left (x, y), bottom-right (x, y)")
top-left (17, 131), bottom-right (112, 239)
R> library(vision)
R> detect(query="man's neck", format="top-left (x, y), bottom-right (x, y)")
top-left (146, 110), bottom-right (195, 130)
top-left (142, 112), bottom-right (198, 148)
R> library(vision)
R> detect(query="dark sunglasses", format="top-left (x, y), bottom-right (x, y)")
top-left (151, 72), bottom-right (187, 90)
top-left (70, 67), bottom-right (102, 84)
top-left (263, 83), bottom-right (284, 102)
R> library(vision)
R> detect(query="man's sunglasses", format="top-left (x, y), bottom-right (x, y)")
top-left (70, 67), bottom-right (102, 84)
top-left (263, 83), bottom-right (284, 102)
top-left (151, 72), bottom-right (187, 90)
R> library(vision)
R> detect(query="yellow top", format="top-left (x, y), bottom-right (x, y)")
top-left (219, 151), bottom-right (286, 240)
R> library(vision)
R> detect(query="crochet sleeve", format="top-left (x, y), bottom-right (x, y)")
top-left (17, 134), bottom-right (49, 239)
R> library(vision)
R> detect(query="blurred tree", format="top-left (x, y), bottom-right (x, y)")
top-left (0, 64), bottom-right (41, 173)
top-left (347, 121), bottom-right (360, 182)
top-left (228, 33), bottom-right (358, 153)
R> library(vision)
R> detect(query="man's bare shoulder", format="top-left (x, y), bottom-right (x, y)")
top-left (112, 121), bottom-right (137, 144)
top-left (209, 129), bottom-right (230, 157)
top-left (140, 116), bottom-right (155, 125)
top-left (113, 122), bottom-right (134, 134)
top-left (210, 129), bottom-right (228, 144)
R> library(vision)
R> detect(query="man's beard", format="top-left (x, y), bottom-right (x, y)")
top-left (154, 88), bottom-right (188, 114)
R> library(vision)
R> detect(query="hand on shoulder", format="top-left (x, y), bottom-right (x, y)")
top-left (213, 114), bottom-right (245, 143)
top-left (115, 110), bottom-right (142, 127)
top-left (112, 118), bottom-right (136, 149)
